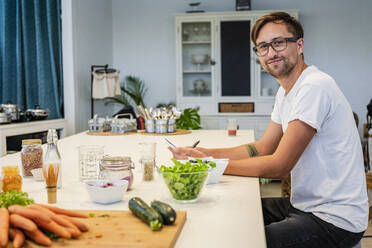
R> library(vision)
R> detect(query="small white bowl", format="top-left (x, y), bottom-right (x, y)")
top-left (207, 159), bottom-right (229, 184)
top-left (31, 168), bottom-right (44, 181)
top-left (85, 179), bottom-right (128, 204)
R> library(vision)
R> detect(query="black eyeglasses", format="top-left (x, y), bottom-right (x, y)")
top-left (253, 37), bottom-right (299, 57)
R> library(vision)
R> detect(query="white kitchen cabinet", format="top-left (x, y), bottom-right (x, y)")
top-left (175, 10), bottom-right (298, 137)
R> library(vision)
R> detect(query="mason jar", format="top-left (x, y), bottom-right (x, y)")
top-left (21, 139), bottom-right (43, 177)
top-left (99, 156), bottom-right (134, 190)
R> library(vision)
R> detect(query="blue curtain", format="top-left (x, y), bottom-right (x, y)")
top-left (0, 0), bottom-right (63, 119)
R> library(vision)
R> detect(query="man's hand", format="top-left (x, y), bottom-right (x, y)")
top-left (168, 147), bottom-right (208, 159)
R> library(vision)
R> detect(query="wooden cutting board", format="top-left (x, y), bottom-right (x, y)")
top-left (26, 210), bottom-right (187, 248)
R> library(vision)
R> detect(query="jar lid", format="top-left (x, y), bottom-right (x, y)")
top-left (101, 156), bottom-right (132, 167)
top-left (22, 139), bottom-right (42, 145)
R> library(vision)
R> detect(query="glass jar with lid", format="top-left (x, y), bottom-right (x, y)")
top-left (99, 156), bottom-right (134, 189)
top-left (2, 166), bottom-right (22, 192)
top-left (21, 139), bottom-right (43, 177)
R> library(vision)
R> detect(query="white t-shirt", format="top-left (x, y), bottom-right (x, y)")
top-left (271, 65), bottom-right (368, 233)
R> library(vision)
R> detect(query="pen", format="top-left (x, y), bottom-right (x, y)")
top-left (165, 138), bottom-right (177, 149)
top-left (192, 140), bottom-right (200, 148)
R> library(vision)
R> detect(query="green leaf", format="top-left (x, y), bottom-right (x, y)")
top-left (176, 108), bottom-right (201, 130)
top-left (0, 191), bottom-right (34, 208)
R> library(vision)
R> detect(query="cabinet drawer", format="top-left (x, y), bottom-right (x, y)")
top-left (235, 119), bottom-right (257, 130)
top-left (178, 103), bottom-right (215, 115)
top-left (255, 102), bottom-right (274, 114)
top-left (201, 118), bottom-right (220, 129)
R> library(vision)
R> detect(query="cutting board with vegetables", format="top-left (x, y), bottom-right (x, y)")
top-left (26, 210), bottom-right (187, 248)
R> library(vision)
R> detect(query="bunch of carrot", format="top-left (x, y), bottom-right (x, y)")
top-left (0, 203), bottom-right (89, 247)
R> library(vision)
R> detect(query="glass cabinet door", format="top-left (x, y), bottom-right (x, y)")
top-left (259, 62), bottom-right (279, 97)
top-left (181, 22), bottom-right (212, 97)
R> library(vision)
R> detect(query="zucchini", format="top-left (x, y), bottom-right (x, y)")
top-left (151, 200), bottom-right (177, 225)
top-left (128, 197), bottom-right (163, 231)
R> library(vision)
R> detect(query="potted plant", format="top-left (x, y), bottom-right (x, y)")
top-left (104, 75), bottom-right (148, 116)
top-left (176, 107), bottom-right (201, 130)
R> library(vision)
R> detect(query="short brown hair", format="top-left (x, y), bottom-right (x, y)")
top-left (251, 12), bottom-right (303, 45)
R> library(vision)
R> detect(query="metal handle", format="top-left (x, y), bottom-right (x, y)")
top-left (210, 59), bottom-right (216, 66)
top-left (114, 113), bottom-right (134, 120)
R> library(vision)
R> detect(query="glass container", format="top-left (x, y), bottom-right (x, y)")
top-left (2, 166), bottom-right (22, 192)
top-left (21, 139), bottom-right (43, 177)
top-left (227, 118), bottom-right (238, 136)
top-left (99, 156), bottom-right (134, 190)
top-left (44, 129), bottom-right (62, 189)
top-left (141, 158), bottom-right (154, 181)
top-left (78, 145), bottom-right (104, 181)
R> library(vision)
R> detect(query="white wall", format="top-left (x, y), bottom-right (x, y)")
top-left (65, 0), bottom-right (372, 134)
top-left (110, 0), bottom-right (372, 134)
top-left (112, 0), bottom-right (236, 109)
top-left (63, 0), bottom-right (114, 133)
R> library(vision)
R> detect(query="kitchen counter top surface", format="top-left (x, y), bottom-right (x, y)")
top-left (0, 129), bottom-right (266, 248)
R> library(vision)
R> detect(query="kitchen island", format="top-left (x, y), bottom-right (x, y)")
top-left (0, 129), bottom-right (266, 248)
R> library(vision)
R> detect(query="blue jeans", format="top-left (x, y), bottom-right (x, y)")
top-left (262, 197), bottom-right (364, 248)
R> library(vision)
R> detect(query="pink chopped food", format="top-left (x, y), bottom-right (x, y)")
top-left (102, 182), bottom-right (114, 188)
top-left (88, 182), bottom-right (115, 188)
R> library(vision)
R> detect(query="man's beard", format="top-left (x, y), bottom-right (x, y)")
top-left (264, 56), bottom-right (296, 79)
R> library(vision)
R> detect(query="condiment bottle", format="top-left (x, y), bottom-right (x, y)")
top-left (99, 156), bottom-right (134, 189)
top-left (20, 139), bottom-right (43, 177)
top-left (2, 166), bottom-right (22, 192)
top-left (43, 129), bottom-right (61, 203)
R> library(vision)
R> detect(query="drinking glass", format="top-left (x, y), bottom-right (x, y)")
top-left (78, 145), bottom-right (104, 181)
top-left (227, 118), bottom-right (238, 136)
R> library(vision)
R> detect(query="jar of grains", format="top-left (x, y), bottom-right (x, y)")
top-left (21, 139), bottom-right (43, 177)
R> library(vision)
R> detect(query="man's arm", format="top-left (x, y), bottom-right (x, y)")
top-left (224, 120), bottom-right (316, 178)
top-left (196, 121), bottom-right (283, 159)
top-left (170, 121), bottom-right (283, 160)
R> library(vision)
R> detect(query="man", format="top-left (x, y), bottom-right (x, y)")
top-left (170, 12), bottom-right (368, 248)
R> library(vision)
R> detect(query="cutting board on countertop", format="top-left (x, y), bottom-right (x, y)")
top-left (26, 210), bottom-right (187, 248)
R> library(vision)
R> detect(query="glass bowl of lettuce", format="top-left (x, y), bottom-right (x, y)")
top-left (158, 158), bottom-right (215, 203)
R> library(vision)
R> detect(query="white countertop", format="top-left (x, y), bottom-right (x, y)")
top-left (0, 129), bottom-right (266, 248)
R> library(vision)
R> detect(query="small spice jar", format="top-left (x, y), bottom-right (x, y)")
top-left (2, 166), bottom-right (22, 192)
top-left (99, 156), bottom-right (134, 190)
top-left (141, 158), bottom-right (154, 181)
top-left (21, 139), bottom-right (43, 177)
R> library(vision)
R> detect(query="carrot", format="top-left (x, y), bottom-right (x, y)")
top-left (9, 214), bottom-right (37, 232)
top-left (65, 227), bottom-right (81, 238)
top-left (9, 205), bottom-right (51, 223)
top-left (28, 204), bottom-right (81, 237)
top-left (9, 227), bottom-right (25, 248)
top-left (59, 214), bottom-right (89, 232)
top-left (35, 204), bottom-right (88, 218)
top-left (0, 208), bottom-right (9, 247)
top-left (33, 219), bottom-right (71, 239)
top-left (24, 229), bottom-right (52, 246)
top-left (27, 205), bottom-right (54, 217)
top-left (50, 215), bottom-right (81, 237)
